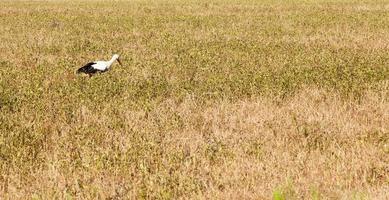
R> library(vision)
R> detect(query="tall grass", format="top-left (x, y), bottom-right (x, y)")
top-left (0, 0), bottom-right (388, 199)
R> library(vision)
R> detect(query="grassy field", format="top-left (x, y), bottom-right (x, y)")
top-left (0, 0), bottom-right (388, 199)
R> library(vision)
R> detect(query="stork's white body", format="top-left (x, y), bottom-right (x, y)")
top-left (91, 60), bottom-right (115, 71)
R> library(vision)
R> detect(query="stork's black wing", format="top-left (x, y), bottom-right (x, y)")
top-left (77, 62), bottom-right (98, 74)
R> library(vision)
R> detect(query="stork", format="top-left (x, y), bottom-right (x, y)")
top-left (77, 54), bottom-right (122, 77)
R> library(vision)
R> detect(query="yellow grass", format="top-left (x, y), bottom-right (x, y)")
top-left (0, 0), bottom-right (388, 199)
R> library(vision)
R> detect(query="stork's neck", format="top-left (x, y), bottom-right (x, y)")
top-left (107, 56), bottom-right (117, 68)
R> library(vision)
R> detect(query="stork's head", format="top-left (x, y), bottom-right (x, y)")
top-left (113, 54), bottom-right (122, 66)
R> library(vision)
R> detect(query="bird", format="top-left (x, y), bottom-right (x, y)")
top-left (77, 54), bottom-right (122, 77)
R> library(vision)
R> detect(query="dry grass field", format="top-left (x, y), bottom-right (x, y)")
top-left (0, 0), bottom-right (388, 199)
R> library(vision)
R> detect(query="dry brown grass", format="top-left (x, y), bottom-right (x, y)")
top-left (0, 0), bottom-right (388, 199)
top-left (2, 87), bottom-right (388, 199)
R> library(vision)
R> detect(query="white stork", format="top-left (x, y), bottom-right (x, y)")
top-left (77, 54), bottom-right (122, 77)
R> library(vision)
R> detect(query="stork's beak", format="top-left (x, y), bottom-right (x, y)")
top-left (117, 58), bottom-right (123, 66)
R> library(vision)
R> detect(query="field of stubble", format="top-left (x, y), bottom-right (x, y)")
top-left (0, 0), bottom-right (388, 199)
